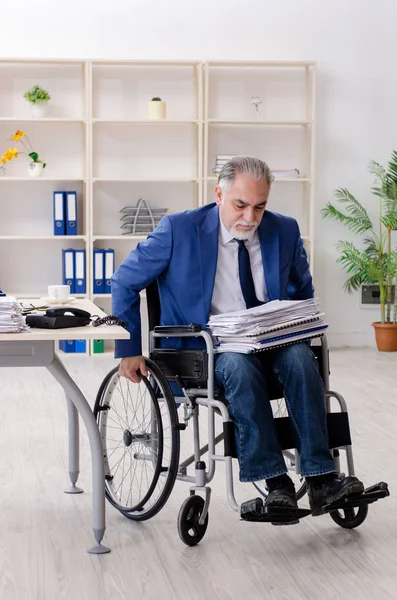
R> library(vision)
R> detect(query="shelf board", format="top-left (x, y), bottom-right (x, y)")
top-left (12, 292), bottom-right (88, 299)
top-left (0, 177), bottom-right (87, 182)
top-left (0, 235), bottom-right (87, 240)
top-left (0, 117), bottom-right (86, 123)
top-left (93, 235), bottom-right (148, 241)
top-left (208, 119), bottom-right (312, 126)
top-left (92, 59), bottom-right (200, 67)
top-left (93, 177), bottom-right (199, 183)
top-left (92, 119), bottom-right (199, 125)
top-left (207, 60), bottom-right (315, 68)
top-left (206, 176), bottom-right (311, 183)
top-left (92, 291), bottom-right (146, 299)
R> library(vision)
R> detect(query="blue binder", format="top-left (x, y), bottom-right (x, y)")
top-left (93, 249), bottom-right (105, 294)
top-left (74, 340), bottom-right (86, 353)
top-left (59, 340), bottom-right (76, 353)
top-left (65, 191), bottom-right (78, 235)
top-left (104, 249), bottom-right (115, 294)
top-left (62, 249), bottom-right (75, 294)
top-left (53, 191), bottom-right (66, 235)
top-left (74, 249), bottom-right (86, 294)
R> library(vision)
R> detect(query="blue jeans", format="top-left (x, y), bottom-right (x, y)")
top-left (214, 343), bottom-right (336, 482)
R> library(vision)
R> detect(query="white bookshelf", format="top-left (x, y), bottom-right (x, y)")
top-left (0, 58), bottom-right (316, 354)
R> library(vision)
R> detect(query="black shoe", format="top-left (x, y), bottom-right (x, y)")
top-left (307, 474), bottom-right (365, 516)
top-left (264, 475), bottom-right (299, 525)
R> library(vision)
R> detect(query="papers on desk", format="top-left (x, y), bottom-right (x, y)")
top-left (208, 299), bottom-right (328, 353)
top-left (0, 296), bottom-right (29, 333)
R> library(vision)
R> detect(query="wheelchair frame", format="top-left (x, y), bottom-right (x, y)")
top-left (96, 282), bottom-right (389, 544)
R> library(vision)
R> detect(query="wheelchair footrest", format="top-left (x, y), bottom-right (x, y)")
top-left (323, 481), bottom-right (390, 513)
top-left (240, 497), bottom-right (311, 523)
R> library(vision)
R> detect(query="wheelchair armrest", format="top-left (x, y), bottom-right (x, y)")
top-left (153, 323), bottom-right (202, 334)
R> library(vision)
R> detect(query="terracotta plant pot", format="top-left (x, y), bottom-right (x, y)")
top-left (372, 322), bottom-right (397, 351)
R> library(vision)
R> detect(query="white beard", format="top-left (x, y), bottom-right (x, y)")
top-left (230, 220), bottom-right (259, 241)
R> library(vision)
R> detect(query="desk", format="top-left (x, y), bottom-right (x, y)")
top-left (0, 299), bottom-right (129, 554)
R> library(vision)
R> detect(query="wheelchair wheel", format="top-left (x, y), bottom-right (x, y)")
top-left (94, 357), bottom-right (180, 521)
top-left (177, 495), bottom-right (209, 546)
top-left (329, 505), bottom-right (368, 529)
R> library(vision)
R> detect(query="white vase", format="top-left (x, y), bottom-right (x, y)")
top-left (148, 100), bottom-right (166, 120)
top-left (30, 102), bottom-right (47, 118)
top-left (28, 162), bottom-right (44, 178)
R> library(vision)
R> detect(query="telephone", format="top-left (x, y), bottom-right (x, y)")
top-left (26, 307), bottom-right (91, 329)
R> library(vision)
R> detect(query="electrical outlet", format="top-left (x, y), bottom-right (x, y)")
top-left (361, 284), bottom-right (395, 306)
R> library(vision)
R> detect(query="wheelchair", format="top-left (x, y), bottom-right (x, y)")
top-left (94, 282), bottom-right (389, 546)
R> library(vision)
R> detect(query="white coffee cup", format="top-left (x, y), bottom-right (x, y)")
top-left (48, 284), bottom-right (70, 302)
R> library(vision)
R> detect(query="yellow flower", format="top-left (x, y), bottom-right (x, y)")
top-left (1, 148), bottom-right (18, 163)
top-left (11, 130), bottom-right (25, 142)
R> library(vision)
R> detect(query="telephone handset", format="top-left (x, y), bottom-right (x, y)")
top-left (26, 307), bottom-right (91, 329)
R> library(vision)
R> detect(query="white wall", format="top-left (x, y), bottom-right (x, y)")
top-left (1, 0), bottom-right (396, 347)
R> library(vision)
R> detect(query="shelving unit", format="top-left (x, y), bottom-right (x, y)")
top-left (0, 58), bottom-right (316, 355)
top-left (203, 61), bottom-right (316, 266)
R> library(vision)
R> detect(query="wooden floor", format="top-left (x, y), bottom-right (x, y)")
top-left (0, 348), bottom-right (396, 600)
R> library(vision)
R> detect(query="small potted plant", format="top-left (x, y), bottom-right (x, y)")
top-left (23, 85), bottom-right (51, 118)
top-left (148, 97), bottom-right (166, 120)
top-left (0, 130), bottom-right (47, 178)
top-left (322, 151), bottom-right (397, 351)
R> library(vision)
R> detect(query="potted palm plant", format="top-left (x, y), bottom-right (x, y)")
top-left (322, 150), bottom-right (397, 351)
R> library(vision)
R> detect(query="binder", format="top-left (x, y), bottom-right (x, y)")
top-left (53, 191), bottom-right (66, 235)
top-left (65, 191), bottom-right (78, 235)
top-left (59, 340), bottom-right (76, 353)
top-left (74, 249), bottom-right (86, 295)
top-left (62, 249), bottom-right (75, 294)
top-left (93, 339), bottom-right (105, 353)
top-left (104, 249), bottom-right (115, 293)
top-left (74, 340), bottom-right (86, 353)
top-left (93, 249), bottom-right (105, 294)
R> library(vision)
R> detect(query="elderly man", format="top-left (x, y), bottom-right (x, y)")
top-left (111, 155), bottom-right (363, 518)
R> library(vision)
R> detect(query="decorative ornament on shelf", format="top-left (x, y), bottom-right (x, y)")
top-left (250, 96), bottom-right (262, 120)
top-left (148, 97), bottom-right (166, 120)
top-left (0, 130), bottom-right (47, 178)
top-left (23, 85), bottom-right (51, 118)
top-left (120, 198), bottom-right (168, 235)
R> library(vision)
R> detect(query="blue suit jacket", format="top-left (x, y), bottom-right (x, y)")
top-left (111, 203), bottom-right (314, 358)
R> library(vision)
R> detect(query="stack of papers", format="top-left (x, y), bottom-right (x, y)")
top-left (0, 296), bottom-right (29, 333)
top-left (208, 299), bottom-right (328, 353)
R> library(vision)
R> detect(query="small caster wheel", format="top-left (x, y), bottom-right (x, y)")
top-left (330, 504), bottom-right (368, 529)
top-left (177, 495), bottom-right (209, 546)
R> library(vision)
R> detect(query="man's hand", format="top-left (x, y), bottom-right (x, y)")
top-left (119, 356), bottom-right (148, 383)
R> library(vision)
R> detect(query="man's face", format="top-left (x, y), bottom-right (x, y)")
top-left (215, 173), bottom-right (270, 240)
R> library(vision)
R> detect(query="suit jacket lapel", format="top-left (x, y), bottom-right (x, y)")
top-left (258, 213), bottom-right (280, 300)
top-left (197, 204), bottom-right (219, 322)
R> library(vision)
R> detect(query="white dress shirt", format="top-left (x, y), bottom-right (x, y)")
top-left (210, 219), bottom-right (268, 316)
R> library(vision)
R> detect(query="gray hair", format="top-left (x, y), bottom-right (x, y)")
top-left (217, 155), bottom-right (274, 192)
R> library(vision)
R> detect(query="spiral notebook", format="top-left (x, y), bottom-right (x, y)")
top-left (213, 324), bottom-right (328, 354)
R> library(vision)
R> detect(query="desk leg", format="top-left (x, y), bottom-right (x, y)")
top-left (47, 354), bottom-right (111, 554)
top-left (64, 396), bottom-right (83, 494)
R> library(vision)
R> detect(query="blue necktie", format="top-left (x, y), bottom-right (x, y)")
top-left (235, 239), bottom-right (264, 309)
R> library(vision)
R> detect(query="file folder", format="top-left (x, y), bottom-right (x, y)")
top-left (74, 249), bottom-right (86, 294)
top-left (62, 249), bottom-right (75, 294)
top-left (74, 340), bottom-right (86, 353)
top-left (104, 249), bottom-right (115, 294)
top-left (93, 339), bottom-right (105, 353)
top-left (93, 249), bottom-right (105, 294)
top-left (59, 340), bottom-right (76, 353)
top-left (65, 191), bottom-right (78, 235)
top-left (53, 191), bottom-right (66, 235)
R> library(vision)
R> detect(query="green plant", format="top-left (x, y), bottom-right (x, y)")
top-left (322, 150), bottom-right (397, 323)
top-left (23, 85), bottom-right (51, 104)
